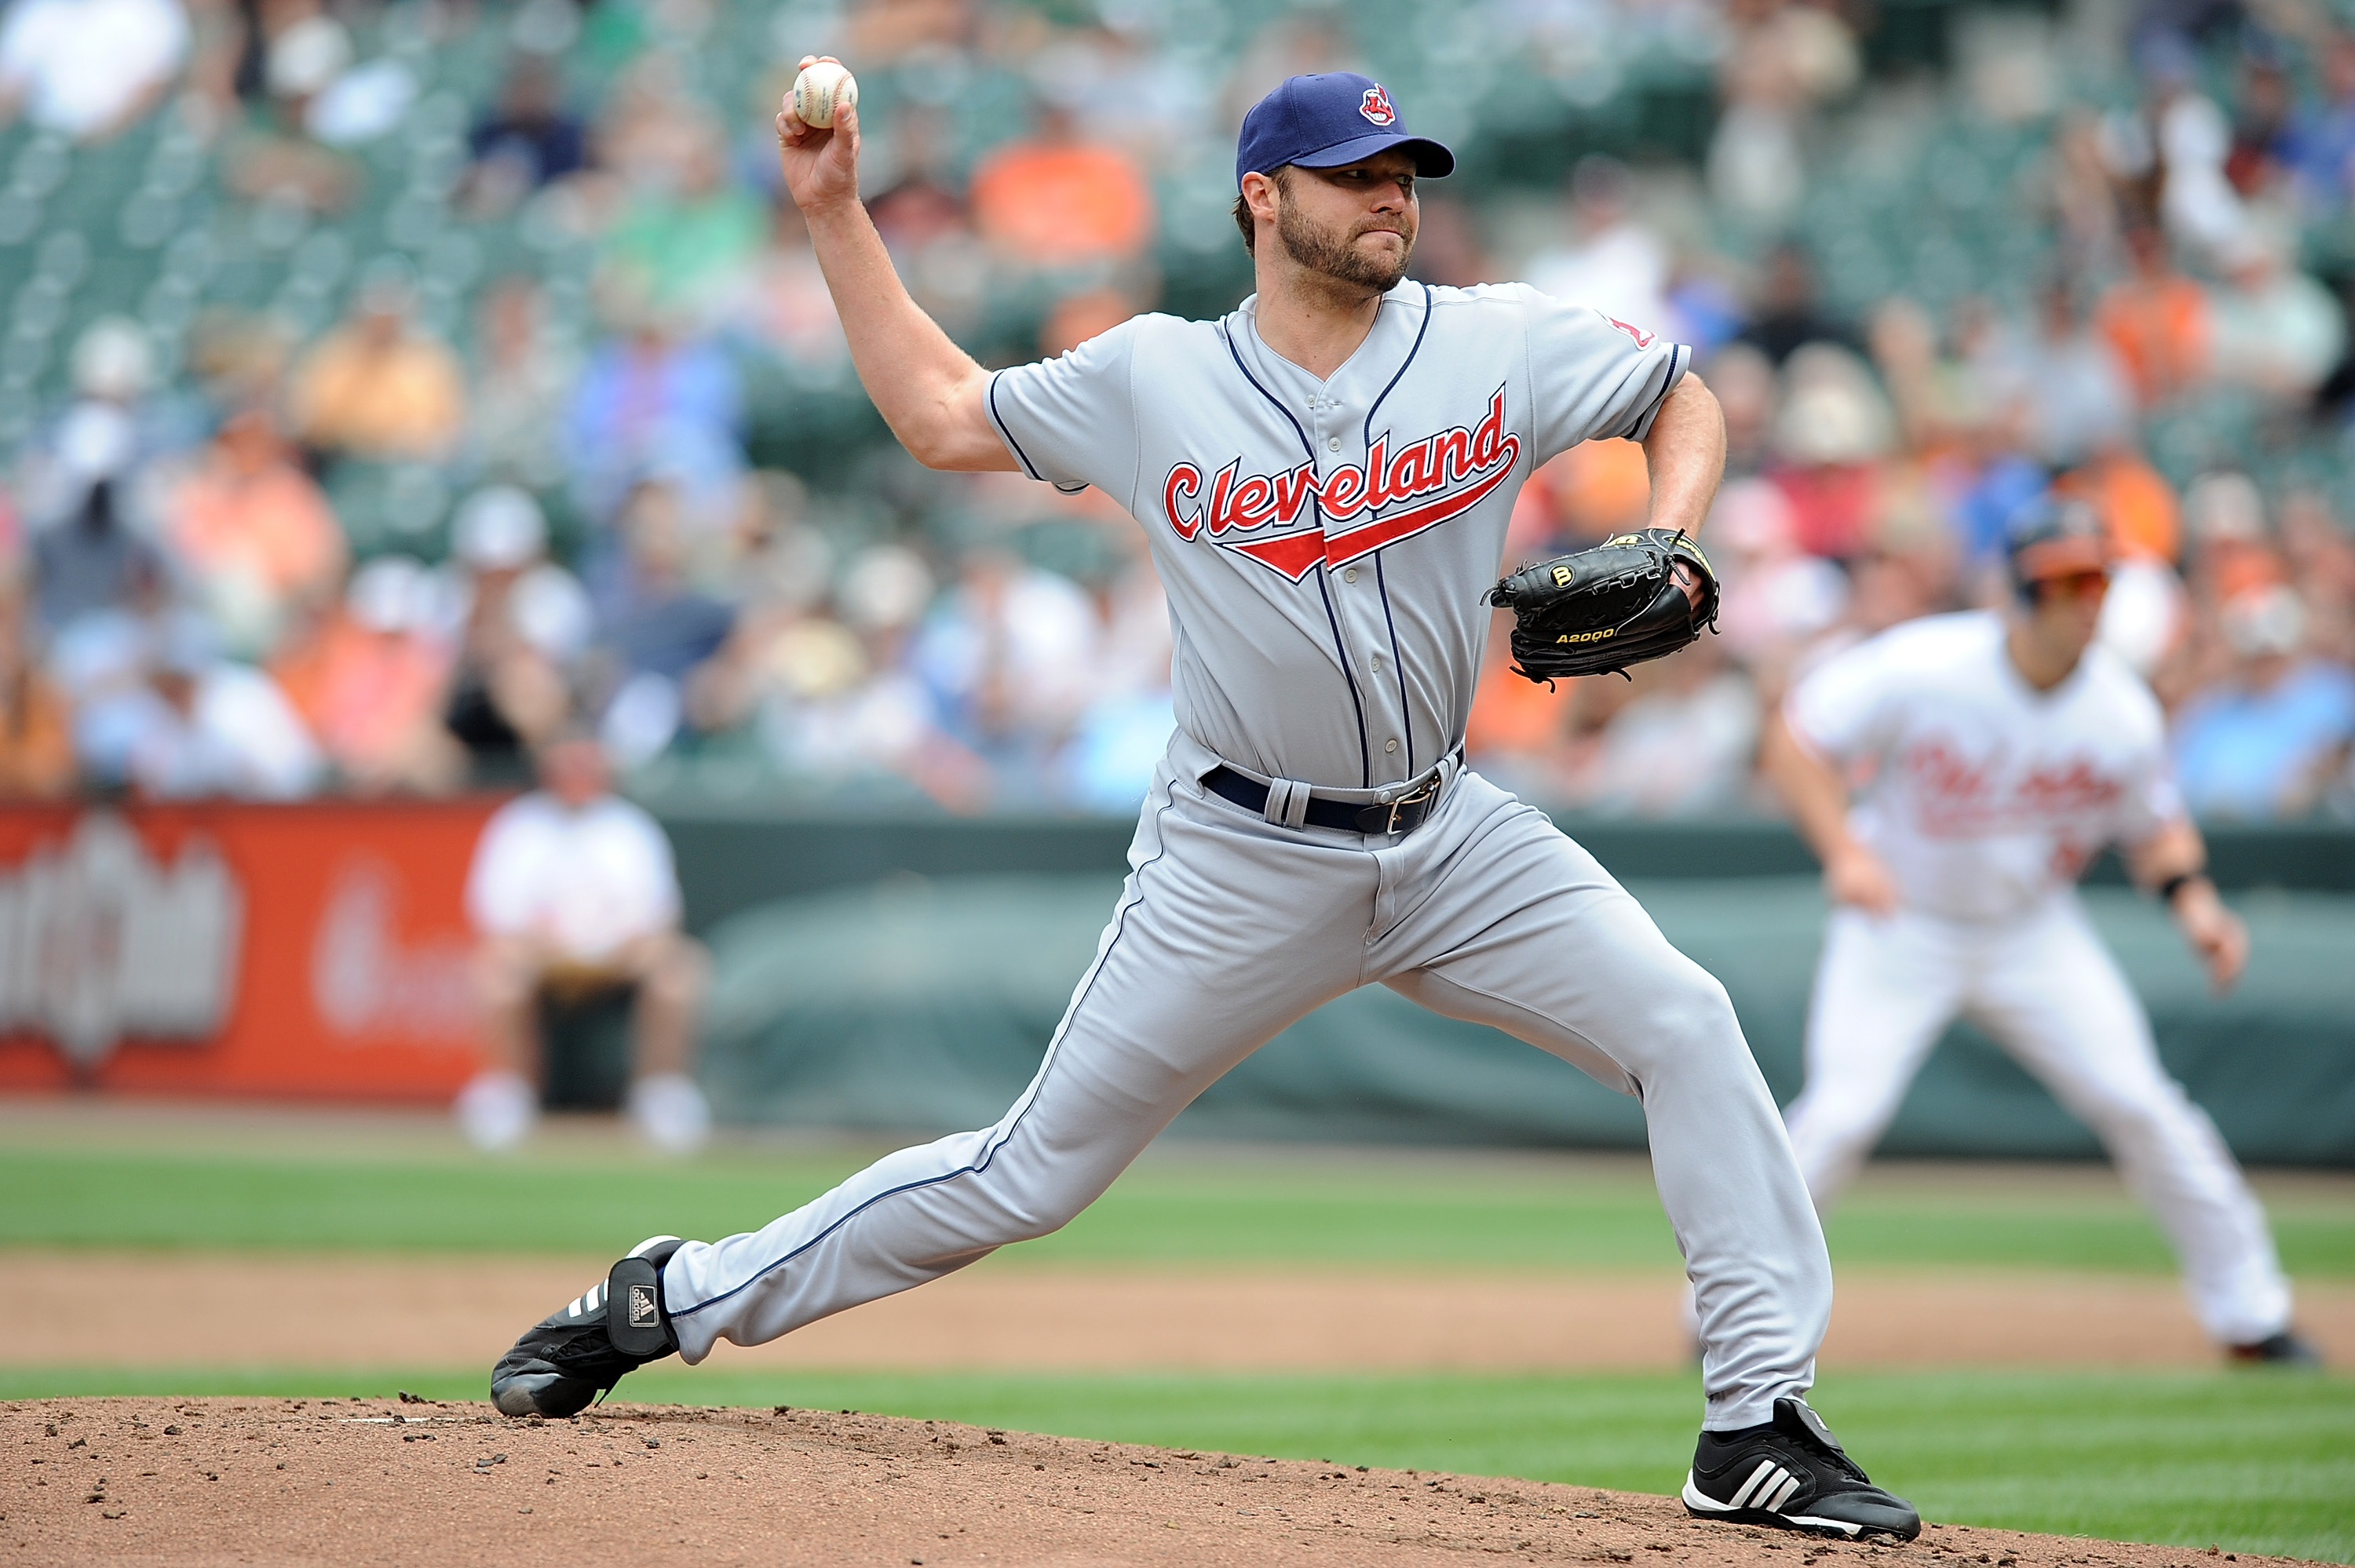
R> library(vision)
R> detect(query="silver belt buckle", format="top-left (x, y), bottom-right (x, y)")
top-left (1384, 774), bottom-right (1440, 834)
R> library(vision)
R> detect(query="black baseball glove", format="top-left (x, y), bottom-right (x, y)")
top-left (1487, 527), bottom-right (1721, 684)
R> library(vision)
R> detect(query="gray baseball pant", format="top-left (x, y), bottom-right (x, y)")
top-left (663, 737), bottom-right (1832, 1428)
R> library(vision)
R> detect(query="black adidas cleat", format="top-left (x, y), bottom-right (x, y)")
top-left (491, 1236), bottom-right (686, 1417)
top-left (1682, 1398), bottom-right (1920, 1541)
top-left (2229, 1330), bottom-right (2323, 1366)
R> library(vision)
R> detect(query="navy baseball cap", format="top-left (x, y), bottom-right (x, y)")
top-left (2006, 497), bottom-right (2112, 594)
top-left (1236, 73), bottom-right (1455, 190)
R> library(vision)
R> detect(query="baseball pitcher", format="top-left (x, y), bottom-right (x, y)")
top-left (488, 68), bottom-right (1921, 1538)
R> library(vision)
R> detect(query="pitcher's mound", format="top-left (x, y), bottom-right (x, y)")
top-left (0, 1397), bottom-right (2317, 1567)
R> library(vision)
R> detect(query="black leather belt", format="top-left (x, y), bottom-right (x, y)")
top-left (1203, 765), bottom-right (1446, 835)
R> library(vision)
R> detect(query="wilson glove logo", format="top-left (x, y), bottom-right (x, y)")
top-left (1160, 387), bottom-right (1521, 582)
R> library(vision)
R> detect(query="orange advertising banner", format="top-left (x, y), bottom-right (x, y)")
top-left (0, 799), bottom-right (509, 1100)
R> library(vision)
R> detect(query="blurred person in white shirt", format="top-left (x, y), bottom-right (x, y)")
top-left (2207, 229), bottom-right (2347, 403)
top-left (455, 729), bottom-right (711, 1154)
top-left (912, 547), bottom-right (1098, 793)
top-left (114, 617), bottom-right (323, 800)
top-left (0, 0), bottom-right (186, 139)
top-left (1524, 155), bottom-right (1679, 341)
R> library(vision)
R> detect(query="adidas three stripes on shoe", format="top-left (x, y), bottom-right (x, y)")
top-left (1681, 1398), bottom-right (1921, 1541)
top-left (490, 1236), bottom-right (686, 1417)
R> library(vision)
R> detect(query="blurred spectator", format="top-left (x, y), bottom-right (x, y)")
top-left (1057, 553), bottom-right (1171, 811)
top-left (66, 315), bottom-right (199, 455)
top-left (1705, 341), bottom-right (1778, 478)
top-left (758, 542), bottom-right (987, 810)
top-left (1525, 155), bottom-right (1675, 335)
top-left (2225, 50), bottom-right (2292, 199)
top-left (1707, 0), bottom-right (1857, 224)
top-left (1553, 639), bottom-right (1761, 817)
top-left (867, 159), bottom-right (991, 334)
top-left (969, 104), bottom-right (1153, 268)
top-left (590, 480), bottom-right (735, 767)
top-left (913, 547), bottom-right (1097, 791)
top-left (0, 585), bottom-right (75, 797)
top-left (2281, 31), bottom-right (2355, 217)
top-left (2096, 224), bottom-right (2210, 407)
top-left (564, 311), bottom-right (743, 527)
top-left (2040, 111), bottom-right (2127, 281)
top-left (1710, 477), bottom-right (1848, 676)
top-left (2146, 45), bottom-right (2251, 264)
top-left (455, 728), bottom-right (711, 1153)
top-left (2278, 490), bottom-right (2355, 665)
top-left (1766, 344), bottom-right (1895, 560)
top-left (727, 199), bottom-right (850, 378)
top-left (220, 9), bottom-right (358, 210)
top-left (0, 0), bottom-right (187, 139)
top-left (2059, 443), bottom-right (2182, 565)
top-left (28, 403), bottom-right (167, 633)
top-left (272, 555), bottom-right (463, 794)
top-left (162, 407), bottom-right (345, 658)
top-left (463, 55), bottom-right (586, 217)
top-left (442, 486), bottom-right (589, 780)
top-left (2182, 469), bottom-right (2282, 607)
top-left (1988, 284), bottom-right (2138, 469)
top-left (1028, 19), bottom-right (1210, 165)
top-left (119, 619), bottom-right (323, 799)
top-left (2206, 228), bottom-right (2347, 403)
top-left (600, 114), bottom-right (765, 325)
top-left (1868, 298), bottom-right (1976, 458)
top-left (288, 267), bottom-right (468, 463)
top-left (16, 319), bottom-right (189, 607)
top-left (2171, 587), bottom-right (2355, 819)
top-left (1739, 245), bottom-right (1856, 365)
top-left (466, 278), bottom-right (578, 491)
top-left (1521, 438), bottom-right (1651, 552)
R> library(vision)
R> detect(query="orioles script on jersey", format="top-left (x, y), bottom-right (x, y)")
top-left (1160, 387), bottom-right (1523, 582)
top-left (1900, 738), bottom-right (2128, 837)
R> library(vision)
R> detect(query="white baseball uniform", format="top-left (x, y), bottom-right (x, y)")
top-left (661, 282), bottom-right (1838, 1428)
top-left (1779, 611), bottom-right (2293, 1346)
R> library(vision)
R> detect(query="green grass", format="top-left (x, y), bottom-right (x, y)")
top-left (5, 1366), bottom-right (2347, 1562)
top-left (5, 1143), bottom-right (2353, 1274)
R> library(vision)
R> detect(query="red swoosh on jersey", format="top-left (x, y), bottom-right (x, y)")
top-left (1321, 445), bottom-right (1519, 567)
top-left (1225, 528), bottom-right (1331, 581)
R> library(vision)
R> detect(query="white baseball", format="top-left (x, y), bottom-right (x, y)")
top-left (792, 61), bottom-right (857, 129)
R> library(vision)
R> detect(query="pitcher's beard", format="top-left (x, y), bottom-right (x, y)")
top-left (1277, 202), bottom-right (1414, 292)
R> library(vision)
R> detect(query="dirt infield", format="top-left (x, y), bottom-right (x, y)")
top-left (9, 1252), bottom-right (2352, 1373)
top-left (2, 1396), bottom-right (2329, 1568)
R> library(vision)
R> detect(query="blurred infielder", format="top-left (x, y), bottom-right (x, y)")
top-left (491, 69), bottom-right (1922, 1537)
top-left (1764, 501), bottom-right (2316, 1365)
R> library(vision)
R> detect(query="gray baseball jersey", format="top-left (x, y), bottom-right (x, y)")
top-left (984, 280), bottom-right (1689, 788)
top-left (643, 280), bottom-right (1838, 1439)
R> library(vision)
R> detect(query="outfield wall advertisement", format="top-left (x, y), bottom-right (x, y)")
top-left (0, 801), bottom-right (501, 1099)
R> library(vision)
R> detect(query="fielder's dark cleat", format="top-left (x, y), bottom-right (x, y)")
top-left (1682, 1398), bottom-right (1921, 1541)
top-left (491, 1236), bottom-right (685, 1417)
top-left (2229, 1330), bottom-right (2323, 1366)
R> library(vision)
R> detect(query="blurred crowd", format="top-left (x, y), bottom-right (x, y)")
top-left (1, 0), bottom-right (2353, 820)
